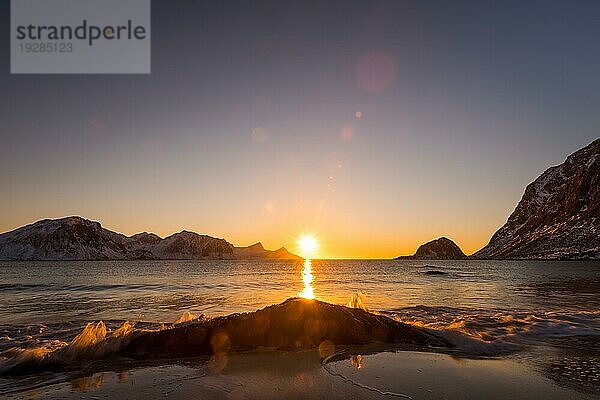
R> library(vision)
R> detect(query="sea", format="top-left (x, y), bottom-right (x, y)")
top-left (0, 259), bottom-right (599, 396)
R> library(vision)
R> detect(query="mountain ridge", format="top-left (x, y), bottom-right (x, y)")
top-left (0, 216), bottom-right (300, 261)
top-left (474, 138), bottom-right (599, 260)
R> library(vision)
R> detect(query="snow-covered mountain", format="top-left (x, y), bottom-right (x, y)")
top-left (397, 237), bottom-right (467, 260)
top-left (0, 217), bottom-right (300, 260)
top-left (474, 138), bottom-right (599, 260)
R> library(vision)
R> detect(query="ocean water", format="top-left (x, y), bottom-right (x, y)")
top-left (0, 259), bottom-right (599, 395)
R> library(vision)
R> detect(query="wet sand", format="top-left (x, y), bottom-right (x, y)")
top-left (5, 348), bottom-right (595, 400)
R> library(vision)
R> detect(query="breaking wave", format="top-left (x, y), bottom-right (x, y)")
top-left (1, 295), bottom-right (598, 392)
top-left (0, 320), bottom-right (137, 376)
top-left (0, 297), bottom-right (451, 377)
top-left (384, 306), bottom-right (600, 354)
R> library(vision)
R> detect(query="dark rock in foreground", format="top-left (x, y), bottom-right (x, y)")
top-left (0, 298), bottom-right (452, 376)
top-left (120, 298), bottom-right (451, 359)
top-left (397, 237), bottom-right (467, 260)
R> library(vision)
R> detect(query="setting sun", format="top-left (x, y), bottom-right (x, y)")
top-left (298, 235), bottom-right (319, 258)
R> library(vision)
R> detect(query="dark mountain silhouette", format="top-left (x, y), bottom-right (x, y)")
top-left (397, 237), bottom-right (467, 260)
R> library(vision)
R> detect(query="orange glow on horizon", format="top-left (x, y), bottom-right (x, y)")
top-left (0, 213), bottom-right (493, 259)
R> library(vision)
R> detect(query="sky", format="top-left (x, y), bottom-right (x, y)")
top-left (1, 0), bottom-right (599, 258)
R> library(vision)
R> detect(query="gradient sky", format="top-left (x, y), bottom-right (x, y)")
top-left (1, 0), bottom-right (599, 258)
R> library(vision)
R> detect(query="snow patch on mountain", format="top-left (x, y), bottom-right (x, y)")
top-left (474, 138), bottom-right (599, 260)
top-left (0, 217), bottom-right (300, 261)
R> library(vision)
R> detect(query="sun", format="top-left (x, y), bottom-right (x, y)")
top-left (298, 234), bottom-right (319, 258)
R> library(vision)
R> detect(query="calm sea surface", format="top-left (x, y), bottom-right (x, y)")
top-left (0, 259), bottom-right (598, 347)
top-left (1, 259), bottom-right (599, 396)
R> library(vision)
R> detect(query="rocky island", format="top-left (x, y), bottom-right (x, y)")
top-left (397, 237), bottom-right (467, 260)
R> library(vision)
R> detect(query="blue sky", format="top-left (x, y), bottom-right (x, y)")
top-left (1, 0), bottom-right (598, 257)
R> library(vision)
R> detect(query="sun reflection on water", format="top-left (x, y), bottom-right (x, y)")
top-left (298, 259), bottom-right (315, 299)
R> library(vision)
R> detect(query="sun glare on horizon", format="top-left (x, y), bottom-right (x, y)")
top-left (297, 235), bottom-right (318, 299)
top-left (298, 234), bottom-right (319, 258)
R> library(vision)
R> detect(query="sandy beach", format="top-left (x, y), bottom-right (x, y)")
top-left (5, 347), bottom-right (596, 400)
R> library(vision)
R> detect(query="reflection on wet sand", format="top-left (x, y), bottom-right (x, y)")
top-left (71, 373), bottom-right (105, 392)
top-left (66, 370), bottom-right (134, 395)
top-left (351, 354), bottom-right (363, 370)
top-left (538, 335), bottom-right (600, 395)
top-left (324, 350), bottom-right (590, 400)
top-left (116, 371), bottom-right (133, 385)
top-left (8, 345), bottom-right (597, 400)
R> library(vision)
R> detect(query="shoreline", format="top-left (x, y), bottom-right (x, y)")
top-left (3, 348), bottom-right (595, 400)
top-left (1, 263), bottom-right (598, 398)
